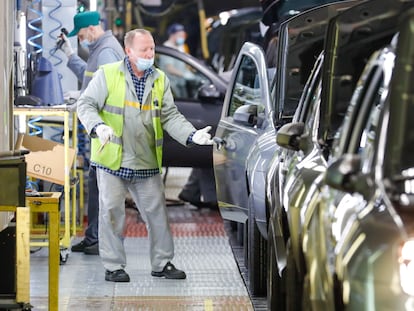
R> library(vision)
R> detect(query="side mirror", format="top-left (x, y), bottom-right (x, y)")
top-left (276, 122), bottom-right (307, 151)
top-left (233, 104), bottom-right (258, 127)
top-left (325, 154), bottom-right (372, 197)
top-left (197, 84), bottom-right (222, 103)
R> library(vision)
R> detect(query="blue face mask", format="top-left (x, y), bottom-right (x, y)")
top-left (175, 37), bottom-right (185, 46)
top-left (80, 39), bottom-right (90, 49)
top-left (135, 57), bottom-right (154, 71)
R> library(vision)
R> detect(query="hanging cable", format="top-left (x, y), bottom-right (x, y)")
top-left (50, 129), bottom-right (62, 143)
top-left (27, 116), bottom-right (43, 136)
top-left (27, 0), bottom-right (43, 56)
top-left (26, 1), bottom-right (44, 133)
top-left (26, 176), bottom-right (39, 193)
top-left (27, 0), bottom-right (43, 94)
top-left (47, 0), bottom-right (64, 66)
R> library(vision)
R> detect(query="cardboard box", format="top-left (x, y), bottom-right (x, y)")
top-left (15, 134), bottom-right (76, 185)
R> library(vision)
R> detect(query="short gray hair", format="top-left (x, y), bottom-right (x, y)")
top-left (124, 29), bottom-right (152, 48)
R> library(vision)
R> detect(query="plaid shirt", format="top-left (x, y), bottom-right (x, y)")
top-left (93, 59), bottom-right (159, 180)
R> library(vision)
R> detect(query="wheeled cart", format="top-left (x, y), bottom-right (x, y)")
top-left (26, 192), bottom-right (62, 311)
top-left (13, 107), bottom-right (79, 255)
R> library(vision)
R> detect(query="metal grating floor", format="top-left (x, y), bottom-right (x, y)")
top-left (27, 168), bottom-right (256, 310)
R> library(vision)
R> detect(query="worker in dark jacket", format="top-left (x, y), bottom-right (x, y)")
top-left (59, 11), bottom-right (125, 255)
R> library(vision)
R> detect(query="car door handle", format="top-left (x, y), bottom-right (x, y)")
top-left (213, 137), bottom-right (226, 150)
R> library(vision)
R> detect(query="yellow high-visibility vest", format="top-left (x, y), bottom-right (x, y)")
top-left (91, 61), bottom-right (165, 170)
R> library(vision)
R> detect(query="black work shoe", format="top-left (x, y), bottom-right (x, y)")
top-left (178, 193), bottom-right (201, 206)
top-left (151, 262), bottom-right (186, 279)
top-left (196, 201), bottom-right (219, 210)
top-left (105, 269), bottom-right (130, 282)
top-left (84, 243), bottom-right (99, 255)
top-left (71, 240), bottom-right (87, 252)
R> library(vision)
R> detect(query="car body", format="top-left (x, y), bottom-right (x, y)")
top-left (270, 0), bottom-right (414, 309)
top-left (309, 41), bottom-right (398, 311)
top-left (301, 6), bottom-right (414, 311)
top-left (207, 6), bottom-right (264, 73)
top-left (212, 0), bottom-right (356, 295)
top-left (154, 45), bottom-right (227, 168)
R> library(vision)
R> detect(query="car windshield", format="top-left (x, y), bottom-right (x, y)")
top-left (385, 101), bottom-right (414, 206)
top-left (155, 53), bottom-right (211, 100)
top-left (383, 89), bottom-right (414, 185)
top-left (387, 136), bottom-right (414, 186)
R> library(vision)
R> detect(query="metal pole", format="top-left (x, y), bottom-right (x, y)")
top-left (105, 0), bottom-right (116, 31)
top-left (196, 0), bottom-right (209, 60)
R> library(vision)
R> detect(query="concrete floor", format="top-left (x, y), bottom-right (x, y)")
top-left (27, 168), bottom-right (256, 310)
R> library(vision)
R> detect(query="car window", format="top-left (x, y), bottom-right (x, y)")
top-left (297, 54), bottom-right (324, 123)
top-left (155, 53), bottom-right (211, 100)
top-left (227, 55), bottom-right (264, 125)
top-left (356, 72), bottom-right (385, 173)
top-left (335, 60), bottom-right (382, 156)
top-left (304, 81), bottom-right (322, 141)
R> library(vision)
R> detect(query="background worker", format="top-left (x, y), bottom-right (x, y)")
top-left (76, 29), bottom-right (214, 282)
top-left (160, 23), bottom-right (194, 98)
top-left (58, 10), bottom-right (125, 255)
top-left (163, 23), bottom-right (190, 53)
top-left (163, 23), bottom-right (218, 209)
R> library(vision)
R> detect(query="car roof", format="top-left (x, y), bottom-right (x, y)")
top-left (155, 45), bottom-right (228, 89)
top-left (273, 0), bottom-right (359, 121)
top-left (261, 0), bottom-right (356, 26)
top-left (318, 0), bottom-right (414, 143)
top-left (384, 8), bottom-right (414, 177)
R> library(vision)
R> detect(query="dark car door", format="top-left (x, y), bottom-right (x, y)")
top-left (154, 46), bottom-right (227, 168)
top-left (213, 42), bottom-right (272, 221)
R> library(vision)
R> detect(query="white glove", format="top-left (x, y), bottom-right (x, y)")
top-left (58, 34), bottom-right (74, 57)
top-left (192, 126), bottom-right (213, 145)
top-left (63, 90), bottom-right (81, 100)
top-left (95, 124), bottom-right (114, 145)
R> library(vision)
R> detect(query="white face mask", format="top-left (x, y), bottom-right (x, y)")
top-left (135, 57), bottom-right (154, 71)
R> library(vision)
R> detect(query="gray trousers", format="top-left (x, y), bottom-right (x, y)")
top-left (96, 169), bottom-right (174, 272)
top-left (84, 166), bottom-right (99, 245)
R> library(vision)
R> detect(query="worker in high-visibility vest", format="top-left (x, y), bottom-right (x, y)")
top-left (77, 28), bottom-right (213, 282)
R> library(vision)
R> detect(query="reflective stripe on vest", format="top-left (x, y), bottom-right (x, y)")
top-left (90, 61), bottom-right (165, 171)
top-left (151, 70), bottom-right (165, 170)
